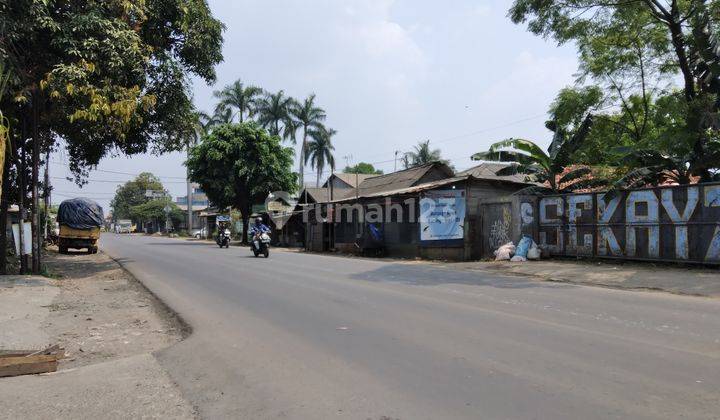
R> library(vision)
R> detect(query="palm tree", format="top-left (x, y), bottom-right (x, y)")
top-left (195, 111), bottom-right (215, 139)
top-left (211, 103), bottom-right (234, 126)
top-left (471, 116), bottom-right (603, 193)
top-left (213, 79), bottom-right (263, 123)
top-left (257, 90), bottom-right (294, 138)
top-left (403, 140), bottom-right (448, 168)
top-left (289, 94), bottom-right (326, 188)
top-left (305, 127), bottom-right (336, 187)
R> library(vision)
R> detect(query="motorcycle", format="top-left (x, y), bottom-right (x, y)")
top-left (251, 232), bottom-right (271, 258)
top-left (216, 229), bottom-right (231, 248)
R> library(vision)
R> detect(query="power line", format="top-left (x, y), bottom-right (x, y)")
top-left (50, 161), bottom-right (187, 179)
top-left (51, 176), bottom-right (187, 184)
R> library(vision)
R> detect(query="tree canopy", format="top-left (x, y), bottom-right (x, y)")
top-left (343, 162), bottom-right (383, 175)
top-left (129, 199), bottom-right (184, 228)
top-left (110, 172), bottom-right (166, 222)
top-left (186, 122), bottom-right (296, 242)
top-left (305, 127), bottom-right (336, 187)
top-left (403, 140), bottom-right (450, 169)
top-left (509, 0), bottom-right (720, 183)
top-left (0, 0), bottom-right (224, 177)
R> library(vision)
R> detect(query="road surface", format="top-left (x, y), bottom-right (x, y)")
top-left (101, 234), bottom-right (720, 419)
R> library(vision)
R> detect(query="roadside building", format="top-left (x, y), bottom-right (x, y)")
top-left (302, 162), bottom-right (532, 260)
top-left (174, 184), bottom-right (209, 233)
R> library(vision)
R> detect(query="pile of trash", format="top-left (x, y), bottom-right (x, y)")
top-left (494, 235), bottom-right (540, 262)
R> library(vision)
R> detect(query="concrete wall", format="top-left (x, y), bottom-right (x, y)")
top-left (325, 179), bottom-right (528, 261)
top-left (518, 182), bottom-right (720, 264)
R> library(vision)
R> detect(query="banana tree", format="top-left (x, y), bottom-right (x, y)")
top-left (471, 115), bottom-right (604, 194)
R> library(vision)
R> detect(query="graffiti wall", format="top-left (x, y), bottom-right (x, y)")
top-left (530, 183), bottom-right (720, 264)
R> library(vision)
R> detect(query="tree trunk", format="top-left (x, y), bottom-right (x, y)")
top-left (668, 20), bottom-right (696, 102)
top-left (316, 167), bottom-right (321, 188)
top-left (298, 129), bottom-right (307, 189)
top-left (0, 156), bottom-right (9, 275)
top-left (0, 122), bottom-right (5, 203)
top-left (241, 202), bottom-right (250, 245)
top-left (31, 96), bottom-right (40, 273)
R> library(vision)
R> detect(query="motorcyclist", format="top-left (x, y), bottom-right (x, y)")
top-left (216, 220), bottom-right (231, 247)
top-left (249, 217), bottom-right (270, 237)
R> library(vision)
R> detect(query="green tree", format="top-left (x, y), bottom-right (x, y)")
top-left (0, 0), bottom-right (223, 273)
top-left (1, 0), bottom-right (224, 175)
top-left (257, 90), bottom-right (294, 139)
top-left (508, 0), bottom-right (720, 180)
top-left (305, 127), bottom-right (336, 187)
top-left (110, 173), bottom-right (166, 223)
top-left (343, 162), bottom-right (383, 175)
top-left (214, 79), bottom-right (263, 123)
top-left (471, 117), bottom-right (606, 193)
top-left (403, 140), bottom-right (449, 169)
top-left (186, 122), bottom-right (296, 243)
top-left (129, 199), bottom-right (184, 230)
top-left (289, 94), bottom-right (326, 188)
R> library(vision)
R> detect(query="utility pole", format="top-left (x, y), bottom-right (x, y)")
top-left (44, 148), bottom-right (50, 239)
top-left (18, 134), bottom-right (26, 274)
top-left (186, 140), bottom-right (193, 234)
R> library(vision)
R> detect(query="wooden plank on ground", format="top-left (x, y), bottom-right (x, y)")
top-left (0, 346), bottom-right (64, 377)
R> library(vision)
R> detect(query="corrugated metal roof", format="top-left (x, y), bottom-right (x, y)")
top-left (331, 176), bottom-right (470, 202)
top-left (326, 173), bottom-right (378, 188)
top-left (457, 162), bottom-right (528, 184)
top-left (354, 163), bottom-right (453, 196)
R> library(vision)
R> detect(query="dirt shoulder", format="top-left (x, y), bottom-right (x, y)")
top-left (0, 249), bottom-right (196, 419)
top-left (437, 258), bottom-right (720, 298)
top-left (292, 247), bottom-right (720, 298)
top-left (41, 247), bottom-right (188, 368)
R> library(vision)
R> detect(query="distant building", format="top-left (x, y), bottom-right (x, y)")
top-left (174, 183), bottom-right (209, 231)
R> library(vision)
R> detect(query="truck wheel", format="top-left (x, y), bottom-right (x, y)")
top-left (59, 245), bottom-right (67, 254)
top-left (91, 247), bottom-right (98, 254)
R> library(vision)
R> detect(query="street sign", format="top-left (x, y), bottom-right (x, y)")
top-left (145, 190), bottom-right (165, 198)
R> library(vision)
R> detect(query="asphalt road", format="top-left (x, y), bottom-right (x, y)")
top-left (101, 234), bottom-right (720, 420)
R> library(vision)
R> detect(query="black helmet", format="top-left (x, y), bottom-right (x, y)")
top-left (255, 217), bottom-right (263, 224)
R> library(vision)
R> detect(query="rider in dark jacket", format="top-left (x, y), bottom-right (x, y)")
top-left (249, 217), bottom-right (270, 236)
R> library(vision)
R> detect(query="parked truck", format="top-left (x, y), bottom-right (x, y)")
top-left (57, 198), bottom-right (104, 254)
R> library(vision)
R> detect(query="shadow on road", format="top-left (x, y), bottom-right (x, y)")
top-left (350, 263), bottom-right (577, 290)
top-left (143, 241), bottom-right (215, 246)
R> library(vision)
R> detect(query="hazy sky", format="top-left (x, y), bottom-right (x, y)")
top-left (51, 0), bottom-right (578, 210)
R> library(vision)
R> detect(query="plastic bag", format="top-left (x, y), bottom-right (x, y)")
top-left (510, 255), bottom-right (527, 262)
top-left (494, 242), bottom-right (516, 261)
top-left (527, 242), bottom-right (541, 260)
top-left (515, 235), bottom-right (533, 258)
top-left (58, 198), bottom-right (104, 229)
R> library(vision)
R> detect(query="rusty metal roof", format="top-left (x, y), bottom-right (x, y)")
top-left (354, 163), bottom-right (454, 196)
top-left (324, 173), bottom-right (378, 188)
top-left (457, 162), bottom-right (528, 183)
